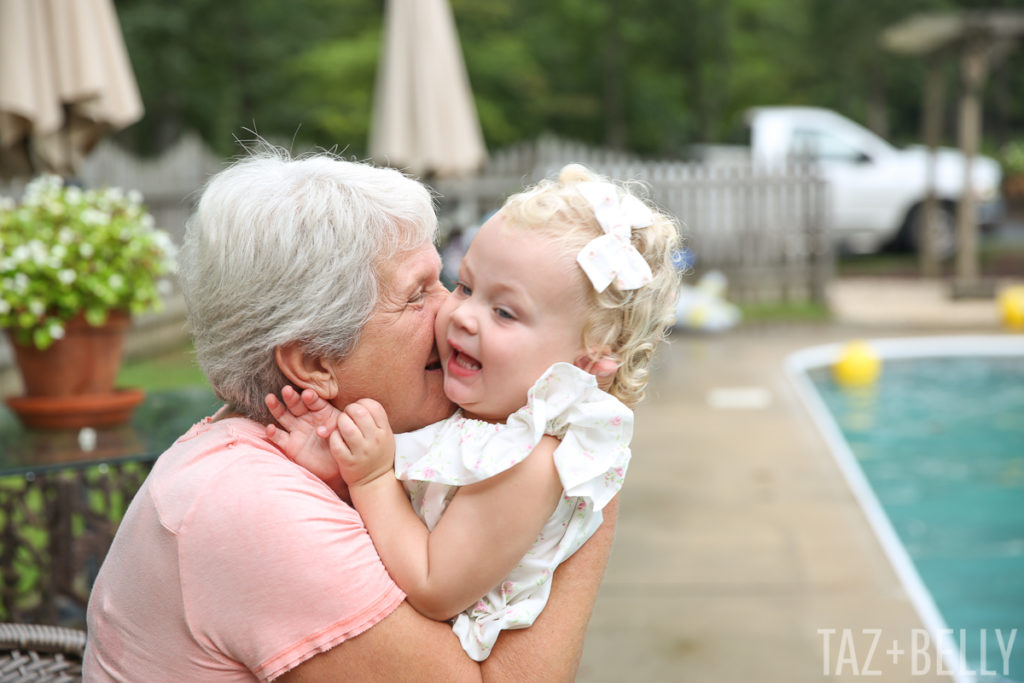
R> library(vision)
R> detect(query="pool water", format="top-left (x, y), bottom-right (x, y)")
top-left (806, 352), bottom-right (1024, 681)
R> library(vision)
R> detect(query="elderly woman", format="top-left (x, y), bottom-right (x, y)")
top-left (83, 149), bottom-right (616, 681)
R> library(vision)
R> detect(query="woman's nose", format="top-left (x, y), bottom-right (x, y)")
top-left (427, 282), bottom-right (448, 310)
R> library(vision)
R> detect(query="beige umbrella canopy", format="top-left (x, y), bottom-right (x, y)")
top-left (369, 0), bottom-right (486, 178)
top-left (0, 0), bottom-right (144, 179)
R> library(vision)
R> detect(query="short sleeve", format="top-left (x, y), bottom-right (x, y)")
top-left (178, 455), bottom-right (405, 681)
top-left (397, 362), bottom-right (632, 511)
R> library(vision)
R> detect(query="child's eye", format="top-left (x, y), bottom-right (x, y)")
top-left (495, 308), bottom-right (515, 320)
top-left (455, 282), bottom-right (472, 297)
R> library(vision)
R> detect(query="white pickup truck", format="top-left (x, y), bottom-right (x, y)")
top-left (696, 106), bottom-right (1004, 256)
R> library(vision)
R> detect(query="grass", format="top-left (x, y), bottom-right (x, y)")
top-left (836, 231), bottom-right (1024, 279)
top-left (117, 344), bottom-right (208, 391)
top-left (836, 251), bottom-right (919, 278)
top-left (739, 300), bottom-right (832, 323)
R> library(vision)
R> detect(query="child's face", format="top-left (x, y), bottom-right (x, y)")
top-left (436, 214), bottom-right (591, 422)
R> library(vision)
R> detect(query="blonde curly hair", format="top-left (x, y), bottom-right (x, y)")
top-left (499, 164), bottom-right (682, 408)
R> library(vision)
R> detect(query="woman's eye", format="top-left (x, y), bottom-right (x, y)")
top-left (409, 290), bottom-right (425, 304)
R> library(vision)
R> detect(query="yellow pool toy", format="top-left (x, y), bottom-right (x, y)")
top-left (833, 340), bottom-right (881, 387)
top-left (998, 286), bottom-right (1024, 330)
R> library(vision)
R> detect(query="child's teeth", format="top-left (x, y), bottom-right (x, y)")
top-left (456, 352), bottom-right (480, 370)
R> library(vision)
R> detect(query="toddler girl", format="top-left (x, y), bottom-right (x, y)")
top-left (267, 164), bottom-right (681, 660)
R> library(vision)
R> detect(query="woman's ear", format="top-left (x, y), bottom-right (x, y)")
top-left (274, 343), bottom-right (339, 399)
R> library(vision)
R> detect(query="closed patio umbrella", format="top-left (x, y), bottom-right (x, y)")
top-left (0, 0), bottom-right (143, 179)
top-left (369, 0), bottom-right (486, 178)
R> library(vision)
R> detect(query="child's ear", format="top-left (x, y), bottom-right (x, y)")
top-left (574, 351), bottom-right (620, 381)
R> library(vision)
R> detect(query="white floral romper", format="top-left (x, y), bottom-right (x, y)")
top-left (394, 362), bottom-right (632, 661)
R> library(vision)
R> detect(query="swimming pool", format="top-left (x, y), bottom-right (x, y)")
top-left (788, 336), bottom-right (1024, 683)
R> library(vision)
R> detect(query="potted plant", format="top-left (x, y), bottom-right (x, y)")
top-left (0, 174), bottom-right (176, 429)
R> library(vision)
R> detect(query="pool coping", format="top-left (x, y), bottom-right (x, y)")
top-left (784, 334), bottom-right (1024, 683)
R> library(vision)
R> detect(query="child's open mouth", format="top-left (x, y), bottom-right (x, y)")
top-left (447, 348), bottom-right (481, 377)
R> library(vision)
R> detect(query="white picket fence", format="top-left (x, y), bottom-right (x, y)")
top-left (2, 133), bottom-right (833, 305)
top-left (78, 133), bottom-right (223, 246)
top-left (435, 135), bottom-right (833, 304)
top-left (1, 133), bottom-right (221, 247)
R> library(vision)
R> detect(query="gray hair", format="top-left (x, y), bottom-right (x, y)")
top-left (178, 146), bottom-right (437, 422)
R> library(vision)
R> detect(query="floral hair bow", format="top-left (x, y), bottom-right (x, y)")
top-left (575, 181), bottom-right (654, 292)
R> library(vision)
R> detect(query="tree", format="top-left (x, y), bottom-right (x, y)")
top-left (111, 0), bottom-right (1024, 160)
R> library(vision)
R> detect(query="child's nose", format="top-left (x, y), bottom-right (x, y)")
top-left (450, 299), bottom-right (478, 334)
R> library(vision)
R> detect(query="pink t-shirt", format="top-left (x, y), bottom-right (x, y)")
top-left (84, 416), bottom-right (405, 681)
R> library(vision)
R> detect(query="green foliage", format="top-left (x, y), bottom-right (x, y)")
top-left (111, 0), bottom-right (1024, 159)
top-left (0, 176), bottom-right (176, 350)
top-left (114, 0), bottom-right (382, 156)
top-left (285, 27), bottom-right (381, 155)
top-left (999, 140), bottom-right (1024, 176)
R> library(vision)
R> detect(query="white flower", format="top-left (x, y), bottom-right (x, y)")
top-left (0, 300), bottom-right (9, 315)
top-left (49, 322), bottom-right (65, 340)
top-left (79, 243), bottom-right (95, 258)
top-left (28, 300), bottom-right (45, 316)
top-left (81, 208), bottom-right (109, 226)
top-left (13, 272), bottom-right (29, 292)
top-left (128, 189), bottom-right (143, 205)
top-left (108, 274), bottom-right (125, 290)
top-left (28, 240), bottom-right (48, 264)
top-left (65, 186), bottom-right (83, 205)
top-left (57, 269), bottom-right (76, 285)
top-left (50, 244), bottom-right (67, 261)
top-left (57, 227), bottom-right (75, 244)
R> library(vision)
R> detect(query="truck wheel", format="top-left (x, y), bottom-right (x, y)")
top-left (909, 203), bottom-right (956, 260)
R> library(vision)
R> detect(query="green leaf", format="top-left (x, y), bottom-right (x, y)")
top-left (32, 327), bottom-right (53, 350)
top-left (85, 308), bottom-right (108, 326)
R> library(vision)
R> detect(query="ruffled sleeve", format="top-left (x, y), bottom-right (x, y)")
top-left (395, 362), bottom-right (632, 511)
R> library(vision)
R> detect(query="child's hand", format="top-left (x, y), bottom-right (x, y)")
top-left (265, 386), bottom-right (343, 487)
top-left (328, 398), bottom-right (395, 488)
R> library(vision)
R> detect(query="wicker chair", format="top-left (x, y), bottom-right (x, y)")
top-left (0, 623), bottom-right (86, 683)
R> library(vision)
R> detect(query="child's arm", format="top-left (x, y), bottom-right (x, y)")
top-left (331, 402), bottom-right (564, 621)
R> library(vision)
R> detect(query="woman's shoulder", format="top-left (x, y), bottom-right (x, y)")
top-left (151, 416), bottom-right (355, 531)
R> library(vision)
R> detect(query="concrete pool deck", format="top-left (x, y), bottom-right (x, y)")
top-left (577, 277), bottom-right (1022, 682)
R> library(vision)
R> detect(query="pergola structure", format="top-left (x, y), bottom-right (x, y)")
top-left (882, 11), bottom-right (1024, 293)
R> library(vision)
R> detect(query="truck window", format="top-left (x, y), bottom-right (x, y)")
top-left (790, 128), bottom-right (867, 163)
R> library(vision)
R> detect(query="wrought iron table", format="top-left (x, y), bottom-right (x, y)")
top-left (0, 387), bottom-right (219, 628)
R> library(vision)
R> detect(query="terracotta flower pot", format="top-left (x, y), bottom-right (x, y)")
top-left (4, 311), bottom-right (145, 429)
